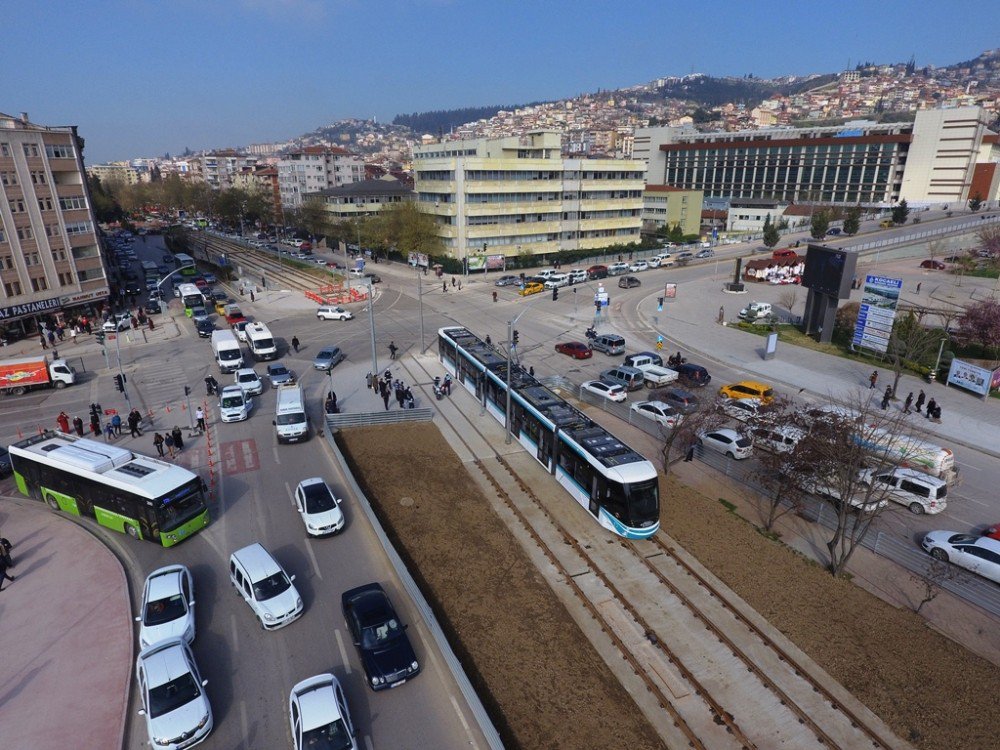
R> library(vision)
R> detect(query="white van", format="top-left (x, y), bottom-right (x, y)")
top-left (543, 274), bottom-right (570, 289)
top-left (863, 467), bottom-right (948, 515)
top-left (273, 384), bottom-right (309, 443)
top-left (568, 269), bottom-right (587, 284)
top-left (219, 385), bottom-right (251, 423)
top-left (245, 322), bottom-right (278, 361)
top-left (211, 330), bottom-right (244, 373)
top-left (229, 543), bottom-right (303, 631)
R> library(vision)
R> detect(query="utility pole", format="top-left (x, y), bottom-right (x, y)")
top-left (366, 277), bottom-right (378, 375)
top-left (113, 327), bottom-right (132, 409)
top-left (417, 266), bottom-right (426, 353)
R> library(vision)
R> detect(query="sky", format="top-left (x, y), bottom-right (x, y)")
top-left (3, 1), bottom-right (998, 163)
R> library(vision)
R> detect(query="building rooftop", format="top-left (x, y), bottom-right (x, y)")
top-left (307, 177), bottom-right (413, 198)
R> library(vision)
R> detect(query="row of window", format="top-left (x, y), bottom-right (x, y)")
top-left (59, 195), bottom-right (88, 210)
top-left (0, 142), bottom-right (74, 159)
top-left (65, 221), bottom-right (93, 236)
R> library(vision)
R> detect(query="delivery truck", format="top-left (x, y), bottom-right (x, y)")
top-left (0, 355), bottom-right (77, 396)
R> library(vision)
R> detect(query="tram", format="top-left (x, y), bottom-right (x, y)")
top-left (438, 326), bottom-right (659, 539)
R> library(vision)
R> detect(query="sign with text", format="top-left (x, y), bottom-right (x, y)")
top-left (946, 359), bottom-right (997, 397)
top-left (852, 274), bottom-right (902, 353)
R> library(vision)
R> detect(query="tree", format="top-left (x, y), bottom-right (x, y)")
top-left (954, 299), bottom-right (1000, 355)
top-left (656, 399), bottom-right (726, 477)
top-left (842, 205), bottom-right (861, 236)
top-left (977, 226), bottom-right (1000, 260)
top-left (368, 202), bottom-right (442, 257)
top-left (669, 223), bottom-right (685, 243)
top-left (968, 192), bottom-right (983, 212)
top-left (86, 174), bottom-right (124, 223)
top-left (762, 214), bottom-right (780, 248)
top-left (747, 399), bottom-right (811, 530)
top-left (777, 289), bottom-right (798, 319)
top-left (891, 199), bottom-right (909, 226)
top-left (925, 239), bottom-right (943, 261)
top-left (886, 311), bottom-right (943, 396)
top-left (810, 209), bottom-right (830, 239)
top-left (833, 301), bottom-right (860, 345)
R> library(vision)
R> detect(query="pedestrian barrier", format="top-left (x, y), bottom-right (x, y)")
top-left (324, 408), bottom-right (434, 430)
top-left (304, 285), bottom-right (368, 305)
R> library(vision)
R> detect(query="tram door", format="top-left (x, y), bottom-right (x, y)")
top-left (589, 476), bottom-right (601, 518)
top-left (537, 430), bottom-right (552, 469)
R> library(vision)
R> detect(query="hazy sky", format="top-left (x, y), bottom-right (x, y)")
top-left (4, 1), bottom-right (997, 163)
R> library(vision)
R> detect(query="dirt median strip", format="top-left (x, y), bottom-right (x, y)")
top-left (337, 423), bottom-right (665, 750)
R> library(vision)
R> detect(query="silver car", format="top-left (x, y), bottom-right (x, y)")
top-left (313, 346), bottom-right (345, 371)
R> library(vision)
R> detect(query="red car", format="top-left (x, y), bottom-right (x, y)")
top-left (983, 524), bottom-right (1000, 541)
top-left (920, 259), bottom-right (946, 270)
top-left (555, 341), bottom-right (593, 359)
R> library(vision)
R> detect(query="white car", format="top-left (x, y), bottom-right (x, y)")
top-left (136, 565), bottom-right (196, 648)
top-left (294, 477), bottom-right (345, 536)
top-left (921, 532), bottom-right (1000, 584)
top-left (581, 380), bottom-right (628, 403)
top-left (219, 384), bottom-right (252, 422)
top-left (698, 428), bottom-right (753, 459)
top-left (102, 313), bottom-right (131, 332)
top-left (289, 674), bottom-right (358, 750)
top-left (718, 397), bottom-right (762, 422)
top-left (135, 638), bottom-right (213, 750)
top-left (629, 260), bottom-right (649, 273)
top-left (630, 400), bottom-right (681, 427)
top-left (568, 269), bottom-right (587, 284)
top-left (860, 467), bottom-right (947, 514)
top-left (234, 368), bottom-right (263, 397)
top-left (317, 305), bottom-right (354, 321)
top-left (653, 253), bottom-right (675, 267)
top-left (543, 274), bottom-right (570, 289)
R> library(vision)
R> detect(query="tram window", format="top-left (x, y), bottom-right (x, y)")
top-left (603, 483), bottom-right (627, 520)
top-left (573, 457), bottom-right (593, 488)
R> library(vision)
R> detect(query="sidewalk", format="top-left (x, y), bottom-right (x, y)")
top-left (0, 495), bottom-right (133, 749)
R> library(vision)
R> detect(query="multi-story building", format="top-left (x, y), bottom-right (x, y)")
top-left (641, 186), bottom-right (703, 236)
top-left (87, 161), bottom-right (147, 185)
top-left (413, 131), bottom-right (644, 262)
top-left (304, 176), bottom-right (413, 221)
top-left (643, 106), bottom-right (1000, 207)
top-left (231, 165), bottom-right (282, 222)
top-left (197, 150), bottom-right (258, 190)
top-left (0, 112), bottom-right (109, 338)
top-left (277, 146), bottom-right (364, 211)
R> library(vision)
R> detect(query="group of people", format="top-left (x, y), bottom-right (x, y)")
top-left (366, 370), bottom-right (416, 410)
top-left (57, 407), bottom-right (146, 440)
top-left (871, 374), bottom-right (944, 422)
top-left (152, 428), bottom-right (186, 459)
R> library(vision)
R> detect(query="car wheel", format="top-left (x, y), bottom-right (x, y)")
top-left (726, 451), bottom-right (735, 458)
top-left (929, 548), bottom-right (949, 563)
top-left (126, 524), bottom-right (140, 539)
top-left (908, 502), bottom-right (925, 515)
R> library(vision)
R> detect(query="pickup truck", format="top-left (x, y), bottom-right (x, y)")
top-left (624, 354), bottom-right (680, 387)
top-left (0, 355), bottom-right (76, 396)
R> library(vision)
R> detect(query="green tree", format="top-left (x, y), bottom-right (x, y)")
top-left (762, 214), bottom-right (780, 248)
top-left (669, 223), bottom-right (685, 243)
top-left (299, 197), bottom-right (333, 238)
top-left (842, 204), bottom-right (861, 236)
top-left (968, 192), bottom-right (983, 212)
top-left (891, 199), bottom-right (909, 226)
top-left (369, 202), bottom-right (442, 256)
top-left (86, 174), bottom-right (124, 223)
top-left (810, 209), bottom-right (830, 239)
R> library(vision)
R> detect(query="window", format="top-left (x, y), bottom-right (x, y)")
top-left (4, 281), bottom-right (23, 296)
top-left (23, 143), bottom-right (40, 158)
top-left (24, 252), bottom-right (41, 266)
top-left (51, 248), bottom-right (67, 262)
top-left (0, 143), bottom-right (10, 157)
top-left (59, 196), bottom-right (88, 210)
top-left (58, 272), bottom-right (74, 286)
top-left (0, 255), bottom-right (13, 269)
top-left (899, 479), bottom-right (929, 498)
top-left (31, 277), bottom-right (49, 292)
top-left (10, 199), bottom-right (26, 213)
top-left (45, 144), bottom-right (74, 159)
top-left (65, 221), bottom-right (93, 236)
top-left (38, 196), bottom-right (54, 211)
top-left (0, 171), bottom-right (17, 186)
top-left (16, 226), bottom-right (33, 241)
top-left (30, 171), bottom-right (46, 184)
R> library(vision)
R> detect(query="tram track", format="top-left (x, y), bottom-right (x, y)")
top-left (419, 366), bottom-right (909, 750)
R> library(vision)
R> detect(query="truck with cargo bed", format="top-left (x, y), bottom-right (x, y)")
top-left (0, 356), bottom-right (76, 396)
top-left (622, 352), bottom-right (679, 387)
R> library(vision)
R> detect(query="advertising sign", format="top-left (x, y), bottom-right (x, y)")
top-left (946, 359), bottom-right (994, 397)
top-left (664, 283), bottom-right (677, 299)
top-left (407, 252), bottom-right (429, 269)
top-left (467, 255), bottom-right (488, 272)
top-left (852, 274), bottom-right (902, 353)
top-left (486, 254), bottom-right (506, 271)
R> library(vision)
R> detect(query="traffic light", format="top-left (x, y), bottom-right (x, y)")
top-left (184, 385), bottom-right (191, 396)
top-left (512, 329), bottom-right (520, 347)
top-left (552, 288), bottom-right (558, 301)
top-left (95, 331), bottom-right (105, 345)
top-left (114, 374), bottom-right (126, 392)
top-left (657, 296), bottom-right (664, 311)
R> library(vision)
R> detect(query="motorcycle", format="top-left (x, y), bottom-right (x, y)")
top-left (205, 376), bottom-right (219, 396)
top-left (433, 376), bottom-right (444, 401)
top-left (585, 326), bottom-right (597, 340)
top-left (667, 353), bottom-right (687, 368)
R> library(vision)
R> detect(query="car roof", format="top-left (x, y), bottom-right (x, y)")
top-left (147, 566), bottom-right (184, 600)
top-left (883, 467), bottom-right (946, 485)
top-left (231, 542), bottom-right (282, 581)
top-left (297, 679), bottom-right (342, 730)
top-left (297, 477), bottom-right (326, 491)
top-left (727, 380), bottom-right (771, 389)
top-left (220, 384), bottom-right (243, 395)
top-left (710, 428), bottom-right (740, 438)
top-left (235, 368), bottom-right (257, 377)
top-left (138, 639), bottom-right (191, 685)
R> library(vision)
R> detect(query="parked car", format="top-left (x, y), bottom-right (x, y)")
top-left (135, 639), bottom-right (213, 749)
top-left (317, 305), bottom-right (354, 321)
top-left (202, 272), bottom-right (218, 284)
top-left (266, 363), bottom-right (296, 387)
top-left (342, 583), bottom-right (420, 691)
top-left (103, 313), bottom-right (131, 332)
top-left (554, 341), bottom-right (593, 359)
top-left (519, 282), bottom-right (544, 296)
top-left (618, 275), bottom-right (641, 289)
top-left (676, 251), bottom-right (694, 262)
top-left (653, 387), bottom-right (700, 414)
top-left (136, 565), bottom-right (196, 648)
top-left (494, 275), bottom-right (519, 287)
top-left (288, 674), bottom-right (357, 750)
top-left (586, 265), bottom-right (608, 280)
top-left (825, 227), bottom-right (842, 236)
top-left (718, 380), bottom-right (775, 405)
top-left (860, 467), bottom-right (947, 514)
top-left (921, 532), bottom-right (1000, 584)
top-left (630, 400), bottom-right (681, 427)
top-left (294, 478), bottom-right (345, 537)
top-left (696, 249), bottom-right (714, 259)
top-left (718, 397), bottom-right (762, 422)
top-left (919, 259), bottom-right (946, 270)
top-left (698, 428), bottom-right (753, 459)
top-left (313, 346), bottom-right (345, 371)
top-left (581, 380), bottom-right (627, 403)
top-left (628, 260), bottom-right (648, 272)
top-left (144, 300), bottom-right (162, 316)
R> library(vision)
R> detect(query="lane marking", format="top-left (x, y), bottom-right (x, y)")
top-left (450, 693), bottom-right (480, 748)
top-left (363, 736), bottom-right (374, 750)
top-left (334, 628), bottom-right (352, 674)
top-left (230, 613), bottom-right (240, 652)
top-left (285, 482), bottom-right (295, 506)
top-left (304, 537), bottom-right (323, 580)
top-left (239, 700), bottom-right (250, 742)
top-left (272, 443), bottom-right (281, 464)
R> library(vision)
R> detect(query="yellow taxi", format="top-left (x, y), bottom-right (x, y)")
top-left (718, 380), bottom-right (775, 405)
top-left (214, 299), bottom-right (229, 315)
top-left (519, 281), bottom-right (544, 296)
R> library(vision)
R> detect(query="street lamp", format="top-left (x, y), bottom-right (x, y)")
top-left (504, 295), bottom-right (547, 444)
top-left (366, 277), bottom-right (378, 376)
top-left (416, 265), bottom-right (426, 353)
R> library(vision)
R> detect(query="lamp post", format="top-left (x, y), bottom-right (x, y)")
top-left (416, 265), bottom-right (426, 353)
top-left (504, 296), bottom-right (546, 444)
top-left (366, 277), bottom-right (378, 376)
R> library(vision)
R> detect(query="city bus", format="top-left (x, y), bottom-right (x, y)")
top-left (174, 253), bottom-right (197, 276)
top-left (8, 432), bottom-right (210, 547)
top-left (177, 282), bottom-right (205, 312)
top-left (140, 260), bottom-right (159, 281)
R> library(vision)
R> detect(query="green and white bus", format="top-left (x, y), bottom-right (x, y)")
top-left (175, 253), bottom-right (197, 277)
top-left (9, 432), bottom-right (210, 547)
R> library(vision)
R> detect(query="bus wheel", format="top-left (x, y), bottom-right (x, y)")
top-left (126, 524), bottom-right (139, 539)
top-left (46, 495), bottom-right (60, 511)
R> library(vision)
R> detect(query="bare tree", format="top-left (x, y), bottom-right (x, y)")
top-left (745, 397), bottom-right (810, 530)
top-left (909, 559), bottom-right (956, 615)
top-left (777, 289), bottom-right (798, 321)
top-left (886, 311), bottom-right (943, 397)
top-left (926, 239), bottom-right (944, 261)
top-left (655, 395), bottom-right (726, 476)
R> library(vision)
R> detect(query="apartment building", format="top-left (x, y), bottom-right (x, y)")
top-left (412, 131), bottom-right (644, 262)
top-left (194, 150), bottom-right (259, 190)
top-left (305, 176), bottom-right (413, 221)
top-left (0, 112), bottom-right (108, 338)
top-left (232, 165), bottom-right (282, 221)
top-left (88, 161), bottom-right (147, 185)
top-left (641, 185), bottom-right (703, 236)
top-left (277, 146), bottom-right (364, 211)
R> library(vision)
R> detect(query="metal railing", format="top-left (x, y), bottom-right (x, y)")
top-left (324, 408), bottom-right (434, 430)
top-left (845, 214), bottom-right (1000, 254)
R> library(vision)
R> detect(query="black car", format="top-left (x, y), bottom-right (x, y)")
top-left (195, 319), bottom-right (215, 338)
top-left (144, 300), bottom-right (162, 316)
top-left (363, 272), bottom-right (381, 284)
top-left (342, 583), bottom-right (420, 691)
top-left (618, 275), bottom-right (641, 289)
top-left (124, 283), bottom-right (143, 296)
top-left (652, 387), bottom-right (701, 414)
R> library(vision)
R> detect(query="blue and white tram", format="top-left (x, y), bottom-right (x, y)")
top-left (438, 326), bottom-right (659, 539)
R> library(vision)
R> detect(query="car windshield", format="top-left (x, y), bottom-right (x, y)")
top-left (948, 534), bottom-right (978, 544)
top-left (318, 351), bottom-right (334, 360)
top-left (303, 483), bottom-right (337, 513)
top-left (302, 719), bottom-right (353, 750)
top-left (148, 671), bottom-right (201, 718)
top-left (254, 337), bottom-right (274, 349)
top-left (735, 438), bottom-right (753, 448)
top-left (361, 616), bottom-right (402, 648)
top-left (253, 572), bottom-right (291, 601)
top-left (270, 366), bottom-right (288, 377)
top-left (145, 594), bottom-right (186, 625)
top-left (221, 395), bottom-right (244, 408)
top-left (276, 411), bottom-right (306, 425)
top-left (238, 373), bottom-right (256, 383)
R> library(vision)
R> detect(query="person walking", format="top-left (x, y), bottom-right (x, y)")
top-left (916, 282), bottom-right (922, 294)
top-left (250, 290), bottom-right (255, 302)
top-left (104, 422), bottom-right (115, 441)
top-left (164, 432), bottom-right (176, 458)
top-left (70, 327), bottom-right (77, 345)
top-left (111, 413), bottom-right (122, 436)
top-left (903, 392), bottom-right (914, 414)
top-left (90, 415), bottom-right (101, 437)
top-left (365, 371), bottom-right (373, 390)
top-left (880, 385), bottom-right (892, 410)
top-left (0, 536), bottom-right (11, 569)
top-left (915, 390), bottom-right (926, 414)
top-left (72, 416), bottom-right (84, 437)
top-left (442, 281), bottom-right (447, 293)
top-left (153, 433), bottom-right (165, 457)
top-left (39, 334), bottom-right (48, 350)
top-left (684, 440), bottom-right (696, 462)
top-left (127, 410), bottom-right (141, 438)
top-left (56, 411), bottom-right (70, 433)
top-left (395, 382), bottom-right (405, 407)
top-left (492, 290), bottom-right (498, 303)
top-left (381, 386), bottom-right (391, 411)
top-left (195, 407), bottom-right (206, 432)
top-left (925, 397), bottom-right (937, 420)
top-left (932, 404), bottom-right (943, 422)
top-left (0, 556), bottom-right (15, 591)
top-left (404, 387), bottom-right (414, 409)
top-left (869, 370), bottom-right (879, 389)
top-left (291, 336), bottom-right (300, 354)
top-left (389, 341), bottom-right (398, 360)
top-left (171, 426), bottom-right (184, 451)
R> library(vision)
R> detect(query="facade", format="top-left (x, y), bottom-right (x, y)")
top-left (725, 198), bottom-right (785, 233)
top-left (641, 185), bottom-right (703, 236)
top-left (0, 112), bottom-right (109, 337)
top-left (197, 150), bottom-right (259, 190)
top-left (645, 106), bottom-right (1000, 207)
top-left (231, 165), bottom-right (282, 221)
top-left (277, 147), bottom-right (364, 211)
top-left (88, 161), bottom-right (147, 185)
top-left (413, 131), bottom-right (644, 261)
top-left (305, 176), bottom-right (413, 221)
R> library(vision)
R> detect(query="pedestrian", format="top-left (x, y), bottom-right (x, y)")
top-left (925, 397), bottom-right (937, 420)
top-left (70, 327), bottom-right (77, 345)
top-left (915, 390), bottom-right (926, 413)
top-left (165, 432), bottom-right (176, 458)
top-left (916, 282), bottom-right (922, 294)
top-left (396, 383), bottom-right (405, 407)
top-left (195, 407), bottom-right (206, 432)
top-left (389, 341), bottom-right (397, 360)
top-left (492, 290), bottom-right (498, 303)
top-left (451, 276), bottom-right (456, 287)
top-left (365, 371), bottom-right (373, 390)
top-left (458, 280), bottom-right (462, 290)
top-left (382, 387), bottom-right (391, 411)
top-left (932, 404), bottom-right (942, 422)
top-left (718, 306), bottom-right (725, 324)
top-left (0, 536), bottom-right (11, 569)
top-left (40, 334), bottom-right (48, 350)
top-left (47, 330), bottom-right (55, 346)
top-left (0, 556), bottom-right (15, 591)
top-left (250, 290), bottom-right (255, 302)
top-left (291, 336), bottom-right (300, 353)
top-left (153, 433), bottom-right (165, 457)
top-left (404, 387), bottom-right (414, 409)
top-left (869, 370), bottom-right (878, 389)
top-left (72, 416), bottom-right (84, 437)
top-left (90, 416), bottom-right (101, 437)
top-left (684, 440), bottom-right (696, 462)
top-left (880, 385), bottom-right (892, 410)
top-left (171, 426), bottom-right (184, 451)
top-left (56, 411), bottom-right (70, 433)
top-left (111, 413), bottom-right (122, 435)
top-left (442, 281), bottom-right (447, 293)
top-left (529, 366), bottom-right (535, 377)
top-left (384, 369), bottom-right (391, 383)
top-left (903, 392), bottom-right (913, 414)
top-left (148, 318), bottom-right (155, 331)
top-left (128, 410), bottom-right (141, 438)
top-left (104, 422), bottom-right (115, 441)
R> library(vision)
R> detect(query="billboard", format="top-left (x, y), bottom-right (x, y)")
top-left (852, 274), bottom-right (902, 353)
top-left (801, 245), bottom-right (857, 299)
top-left (486, 254), bottom-right (506, 271)
top-left (947, 359), bottom-right (997, 397)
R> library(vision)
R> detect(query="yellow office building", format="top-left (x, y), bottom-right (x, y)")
top-left (413, 131), bottom-right (644, 263)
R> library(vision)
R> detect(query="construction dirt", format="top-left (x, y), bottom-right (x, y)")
top-left (338, 423), bottom-right (998, 750)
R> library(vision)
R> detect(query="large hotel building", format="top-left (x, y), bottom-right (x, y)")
top-left (413, 131), bottom-right (645, 263)
top-left (0, 112), bottom-right (108, 340)
top-left (638, 106), bottom-right (999, 207)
